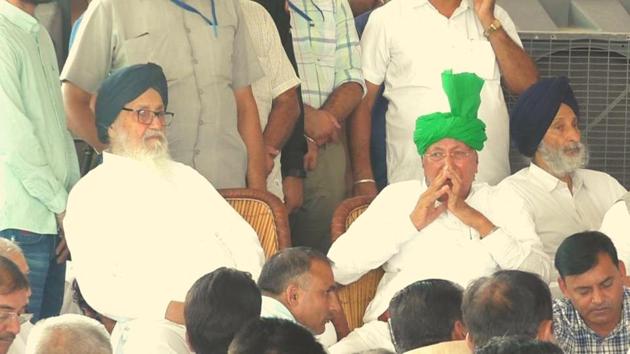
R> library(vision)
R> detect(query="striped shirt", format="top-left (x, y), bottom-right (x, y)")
top-left (553, 288), bottom-right (630, 354)
top-left (289, 0), bottom-right (364, 108)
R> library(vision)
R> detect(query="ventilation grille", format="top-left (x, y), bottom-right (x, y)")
top-left (505, 34), bottom-right (630, 188)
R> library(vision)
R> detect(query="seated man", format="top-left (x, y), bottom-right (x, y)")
top-left (328, 71), bottom-right (550, 353)
top-left (600, 193), bottom-right (630, 273)
top-left (462, 270), bottom-right (554, 350)
top-left (476, 336), bottom-right (563, 354)
top-left (63, 63), bottom-right (265, 353)
top-left (228, 317), bottom-right (327, 354)
top-left (257, 247), bottom-right (339, 346)
top-left (553, 231), bottom-right (630, 354)
top-left (184, 267), bottom-right (261, 354)
top-left (389, 279), bottom-right (468, 354)
top-left (0, 239), bottom-right (31, 354)
top-left (0, 256), bottom-right (30, 354)
top-left (500, 77), bottom-right (626, 295)
top-left (25, 314), bottom-right (111, 354)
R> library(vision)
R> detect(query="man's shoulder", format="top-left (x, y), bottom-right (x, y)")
top-left (577, 168), bottom-right (619, 183)
top-left (381, 179), bottom-right (425, 196)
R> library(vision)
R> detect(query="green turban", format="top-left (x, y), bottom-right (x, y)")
top-left (413, 70), bottom-right (487, 155)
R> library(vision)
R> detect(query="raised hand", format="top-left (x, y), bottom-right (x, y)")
top-left (409, 168), bottom-right (449, 231)
top-left (473, 0), bottom-right (496, 27)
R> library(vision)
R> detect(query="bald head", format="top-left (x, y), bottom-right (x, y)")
top-left (25, 314), bottom-right (112, 354)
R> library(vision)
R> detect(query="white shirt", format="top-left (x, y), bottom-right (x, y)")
top-left (360, 0), bottom-right (520, 185)
top-left (240, 0), bottom-right (301, 199)
top-left (499, 163), bottom-right (626, 272)
top-left (64, 153), bottom-right (265, 322)
top-left (600, 195), bottom-right (630, 271)
top-left (327, 179), bottom-right (551, 323)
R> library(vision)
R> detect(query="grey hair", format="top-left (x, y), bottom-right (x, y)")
top-left (25, 314), bottom-right (112, 354)
top-left (0, 238), bottom-right (23, 259)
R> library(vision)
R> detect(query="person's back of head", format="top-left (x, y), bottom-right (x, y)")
top-left (25, 314), bottom-right (112, 354)
top-left (389, 279), bottom-right (465, 353)
top-left (462, 270), bottom-right (553, 348)
top-left (0, 239), bottom-right (28, 275)
top-left (476, 336), bottom-right (563, 354)
top-left (185, 267), bottom-right (261, 354)
top-left (228, 318), bottom-right (326, 354)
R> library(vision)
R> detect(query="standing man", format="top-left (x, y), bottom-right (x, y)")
top-left (288, 0), bottom-right (365, 251)
top-left (0, 0), bottom-right (80, 322)
top-left (350, 0), bottom-right (538, 195)
top-left (62, 0), bottom-right (268, 190)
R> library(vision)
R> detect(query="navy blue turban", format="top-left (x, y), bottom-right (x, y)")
top-left (510, 77), bottom-right (580, 157)
top-left (95, 63), bottom-right (168, 144)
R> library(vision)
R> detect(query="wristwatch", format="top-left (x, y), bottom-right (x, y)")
top-left (483, 19), bottom-right (502, 38)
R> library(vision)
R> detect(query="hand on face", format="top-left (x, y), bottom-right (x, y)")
top-left (410, 168), bottom-right (450, 231)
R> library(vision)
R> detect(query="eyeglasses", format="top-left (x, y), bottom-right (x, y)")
top-left (121, 107), bottom-right (174, 126)
top-left (0, 311), bottom-right (32, 325)
top-left (425, 150), bottom-right (473, 162)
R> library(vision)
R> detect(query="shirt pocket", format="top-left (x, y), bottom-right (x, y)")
top-left (120, 27), bottom-right (191, 84)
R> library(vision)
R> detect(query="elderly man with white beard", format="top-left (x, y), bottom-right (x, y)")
top-left (63, 63), bottom-right (265, 354)
top-left (498, 77), bottom-right (626, 296)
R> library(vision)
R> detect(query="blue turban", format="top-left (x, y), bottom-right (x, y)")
top-left (510, 77), bottom-right (579, 157)
top-left (95, 63), bottom-right (168, 144)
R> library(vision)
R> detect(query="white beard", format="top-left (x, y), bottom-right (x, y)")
top-left (110, 129), bottom-right (173, 176)
top-left (537, 140), bottom-right (589, 178)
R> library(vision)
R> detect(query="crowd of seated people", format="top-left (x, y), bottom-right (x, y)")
top-left (2, 0), bottom-right (630, 353)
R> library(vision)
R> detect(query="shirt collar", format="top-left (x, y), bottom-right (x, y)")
top-left (527, 163), bottom-right (567, 192)
top-left (0, 1), bottom-right (39, 34)
top-left (260, 296), bottom-right (297, 323)
top-left (410, 0), bottom-right (470, 13)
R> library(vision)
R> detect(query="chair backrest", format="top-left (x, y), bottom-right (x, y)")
top-left (219, 188), bottom-right (291, 259)
top-left (330, 195), bottom-right (384, 338)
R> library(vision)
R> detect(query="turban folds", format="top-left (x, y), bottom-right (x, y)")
top-left (413, 70), bottom-right (487, 155)
top-left (95, 63), bottom-right (168, 144)
top-left (510, 77), bottom-right (579, 157)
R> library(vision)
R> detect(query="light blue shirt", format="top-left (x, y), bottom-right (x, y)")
top-left (0, 1), bottom-right (80, 234)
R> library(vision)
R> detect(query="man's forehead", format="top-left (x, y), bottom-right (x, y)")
top-left (565, 254), bottom-right (619, 288)
top-left (426, 138), bottom-right (472, 151)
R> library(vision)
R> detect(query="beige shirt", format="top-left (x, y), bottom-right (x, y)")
top-left (239, 0), bottom-right (300, 198)
top-left (404, 340), bottom-right (471, 354)
top-left (62, 0), bottom-right (263, 188)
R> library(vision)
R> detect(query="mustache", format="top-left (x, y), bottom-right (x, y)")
top-left (143, 129), bottom-right (166, 141)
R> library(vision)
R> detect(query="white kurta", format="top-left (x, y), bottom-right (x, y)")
top-left (64, 152), bottom-right (265, 322)
top-left (499, 164), bottom-right (626, 273)
top-left (328, 179), bottom-right (551, 324)
top-left (360, 0), bottom-right (520, 185)
top-left (600, 197), bottom-right (630, 272)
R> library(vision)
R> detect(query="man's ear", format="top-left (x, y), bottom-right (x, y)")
top-left (451, 320), bottom-right (467, 341)
top-left (285, 283), bottom-right (301, 309)
top-left (465, 331), bottom-right (475, 351)
top-left (619, 260), bottom-right (627, 277)
top-left (558, 276), bottom-right (570, 298)
top-left (537, 319), bottom-right (554, 342)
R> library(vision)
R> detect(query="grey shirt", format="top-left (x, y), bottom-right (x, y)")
top-left (62, 0), bottom-right (263, 188)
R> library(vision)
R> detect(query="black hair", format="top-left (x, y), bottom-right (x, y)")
top-left (476, 336), bottom-right (563, 354)
top-left (184, 267), bottom-right (261, 354)
top-left (228, 317), bottom-right (326, 354)
top-left (555, 231), bottom-right (619, 278)
top-left (388, 279), bottom-right (463, 353)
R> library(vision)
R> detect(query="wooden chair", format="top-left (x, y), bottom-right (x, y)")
top-left (219, 188), bottom-right (291, 259)
top-left (330, 195), bottom-right (385, 339)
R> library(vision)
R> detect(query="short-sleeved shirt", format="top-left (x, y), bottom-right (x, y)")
top-left (361, 0), bottom-right (520, 185)
top-left (61, 0), bottom-right (263, 188)
top-left (239, 0), bottom-right (300, 197)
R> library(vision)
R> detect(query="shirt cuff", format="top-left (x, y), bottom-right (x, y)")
top-left (480, 227), bottom-right (516, 259)
top-left (45, 188), bottom-right (69, 215)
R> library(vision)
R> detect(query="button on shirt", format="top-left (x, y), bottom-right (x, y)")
top-left (289, 0), bottom-right (365, 109)
top-left (0, 1), bottom-right (80, 234)
top-left (63, 153), bottom-right (265, 321)
top-left (61, 0), bottom-right (263, 189)
top-left (554, 288), bottom-right (630, 354)
top-left (498, 164), bottom-right (626, 282)
top-left (361, 0), bottom-right (520, 185)
top-left (328, 179), bottom-right (551, 322)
